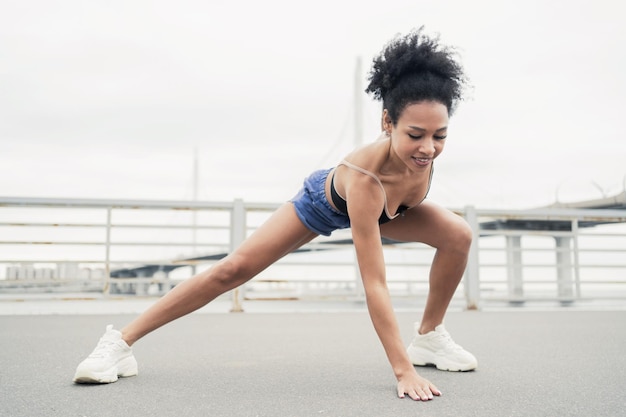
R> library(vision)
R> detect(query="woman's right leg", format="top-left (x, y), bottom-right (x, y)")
top-left (121, 202), bottom-right (318, 346)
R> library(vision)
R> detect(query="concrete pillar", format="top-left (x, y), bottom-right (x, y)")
top-left (555, 236), bottom-right (574, 305)
top-left (506, 235), bottom-right (524, 304)
top-left (463, 206), bottom-right (481, 310)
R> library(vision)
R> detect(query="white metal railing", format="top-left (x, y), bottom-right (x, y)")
top-left (461, 206), bottom-right (626, 308)
top-left (1, 196), bottom-right (625, 310)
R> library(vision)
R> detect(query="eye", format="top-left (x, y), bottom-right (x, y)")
top-left (434, 135), bottom-right (447, 140)
top-left (408, 134), bottom-right (422, 140)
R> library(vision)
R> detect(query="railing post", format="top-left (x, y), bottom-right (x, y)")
top-left (506, 235), bottom-right (524, 304)
top-left (463, 206), bottom-right (481, 310)
top-left (572, 219), bottom-right (581, 298)
top-left (104, 207), bottom-right (112, 297)
top-left (229, 198), bottom-right (246, 312)
top-left (555, 235), bottom-right (574, 305)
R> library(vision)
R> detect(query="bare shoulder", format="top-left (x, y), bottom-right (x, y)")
top-left (343, 138), bottom-right (389, 171)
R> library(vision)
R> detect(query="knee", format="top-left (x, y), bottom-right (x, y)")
top-left (450, 219), bottom-right (473, 254)
top-left (206, 257), bottom-right (247, 292)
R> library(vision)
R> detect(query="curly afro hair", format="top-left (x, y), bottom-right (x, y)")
top-left (365, 26), bottom-right (468, 124)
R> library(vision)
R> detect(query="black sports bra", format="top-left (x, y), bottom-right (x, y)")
top-left (329, 160), bottom-right (433, 224)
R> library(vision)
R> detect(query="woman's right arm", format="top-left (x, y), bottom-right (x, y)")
top-left (345, 173), bottom-right (440, 401)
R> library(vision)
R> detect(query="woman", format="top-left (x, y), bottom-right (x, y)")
top-left (74, 27), bottom-right (477, 402)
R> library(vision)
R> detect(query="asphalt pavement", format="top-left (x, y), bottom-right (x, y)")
top-left (0, 300), bottom-right (625, 417)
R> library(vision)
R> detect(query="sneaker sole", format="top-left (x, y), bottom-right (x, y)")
top-left (407, 346), bottom-right (477, 372)
top-left (73, 356), bottom-right (138, 384)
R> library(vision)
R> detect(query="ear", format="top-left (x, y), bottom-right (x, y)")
top-left (381, 109), bottom-right (393, 135)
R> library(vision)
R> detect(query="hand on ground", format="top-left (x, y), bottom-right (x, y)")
top-left (397, 372), bottom-right (441, 401)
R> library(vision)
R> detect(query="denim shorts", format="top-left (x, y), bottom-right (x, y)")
top-left (290, 168), bottom-right (351, 236)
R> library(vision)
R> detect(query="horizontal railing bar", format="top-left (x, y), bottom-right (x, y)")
top-left (4, 198), bottom-right (624, 220)
top-left (0, 278), bottom-right (433, 285)
top-left (5, 276), bottom-right (621, 285)
top-left (0, 278), bottom-right (107, 284)
top-left (468, 290), bottom-right (621, 296)
top-left (251, 280), bottom-right (431, 285)
top-left (478, 262), bottom-right (626, 268)
top-left (0, 222), bottom-right (229, 230)
top-left (577, 232), bottom-right (626, 237)
top-left (0, 196), bottom-right (281, 211)
top-left (479, 230), bottom-right (576, 237)
top-left (477, 247), bottom-right (626, 253)
top-left (479, 277), bottom-right (626, 283)
top-left (0, 260), bottom-right (432, 268)
top-left (577, 250), bottom-right (626, 254)
top-left (0, 260), bottom-right (208, 265)
top-left (0, 241), bottom-right (223, 247)
top-left (471, 207), bottom-right (626, 219)
top-left (272, 260), bottom-right (432, 267)
top-left (2, 197), bottom-right (623, 217)
top-left (575, 264), bottom-right (626, 268)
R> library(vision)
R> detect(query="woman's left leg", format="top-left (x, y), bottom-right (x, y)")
top-left (379, 200), bottom-right (472, 334)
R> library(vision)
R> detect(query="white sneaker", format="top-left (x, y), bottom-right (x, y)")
top-left (73, 325), bottom-right (138, 384)
top-left (407, 323), bottom-right (477, 371)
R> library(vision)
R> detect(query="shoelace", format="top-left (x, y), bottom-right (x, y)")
top-left (434, 330), bottom-right (464, 352)
top-left (88, 335), bottom-right (120, 359)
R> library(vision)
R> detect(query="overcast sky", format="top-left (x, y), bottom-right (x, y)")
top-left (1, 0), bottom-right (624, 209)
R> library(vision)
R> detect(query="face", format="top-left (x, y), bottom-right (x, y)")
top-left (382, 101), bottom-right (449, 171)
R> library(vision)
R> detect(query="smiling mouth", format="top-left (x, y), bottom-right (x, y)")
top-left (412, 156), bottom-right (432, 165)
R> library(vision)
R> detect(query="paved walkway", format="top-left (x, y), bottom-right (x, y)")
top-left (0, 299), bottom-right (625, 417)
